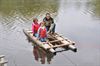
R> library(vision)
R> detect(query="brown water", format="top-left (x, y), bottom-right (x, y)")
top-left (0, 0), bottom-right (100, 66)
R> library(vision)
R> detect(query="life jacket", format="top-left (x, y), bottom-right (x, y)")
top-left (32, 23), bottom-right (40, 33)
top-left (39, 27), bottom-right (47, 38)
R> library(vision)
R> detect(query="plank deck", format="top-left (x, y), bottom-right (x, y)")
top-left (23, 29), bottom-right (77, 52)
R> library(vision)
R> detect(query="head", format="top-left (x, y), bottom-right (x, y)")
top-left (33, 18), bottom-right (38, 23)
top-left (46, 13), bottom-right (51, 19)
top-left (41, 22), bottom-right (46, 27)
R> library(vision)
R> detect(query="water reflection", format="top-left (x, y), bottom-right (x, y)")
top-left (0, 0), bottom-right (59, 17)
top-left (33, 45), bottom-right (55, 64)
top-left (92, 0), bottom-right (100, 18)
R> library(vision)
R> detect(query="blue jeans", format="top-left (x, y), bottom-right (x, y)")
top-left (46, 26), bottom-right (50, 31)
top-left (33, 33), bottom-right (38, 37)
top-left (39, 38), bottom-right (46, 42)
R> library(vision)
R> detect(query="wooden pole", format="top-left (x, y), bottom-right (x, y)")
top-left (68, 45), bottom-right (77, 52)
top-left (0, 55), bottom-right (8, 66)
top-left (48, 43), bottom-right (69, 49)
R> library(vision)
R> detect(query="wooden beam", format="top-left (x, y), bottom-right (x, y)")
top-left (27, 30), bottom-right (33, 33)
top-left (47, 42), bottom-right (54, 47)
top-left (49, 40), bottom-right (61, 43)
top-left (47, 34), bottom-right (56, 39)
top-left (47, 43), bottom-right (69, 49)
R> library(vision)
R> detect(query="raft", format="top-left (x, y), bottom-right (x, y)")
top-left (23, 29), bottom-right (77, 53)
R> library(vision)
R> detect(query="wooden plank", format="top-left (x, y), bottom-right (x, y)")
top-left (27, 30), bottom-right (33, 33)
top-left (49, 40), bottom-right (61, 43)
top-left (47, 34), bottom-right (56, 39)
top-left (52, 34), bottom-right (73, 45)
top-left (47, 43), bottom-right (69, 49)
top-left (55, 33), bottom-right (75, 45)
top-left (47, 42), bottom-right (54, 47)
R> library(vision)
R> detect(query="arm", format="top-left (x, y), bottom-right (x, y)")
top-left (37, 27), bottom-right (40, 38)
top-left (48, 18), bottom-right (55, 32)
top-left (43, 17), bottom-right (46, 22)
top-left (46, 28), bottom-right (48, 38)
top-left (50, 23), bottom-right (55, 30)
top-left (51, 18), bottom-right (54, 24)
top-left (32, 23), bottom-right (34, 34)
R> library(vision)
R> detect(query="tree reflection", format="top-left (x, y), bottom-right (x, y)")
top-left (92, 0), bottom-right (100, 18)
top-left (0, 0), bottom-right (59, 17)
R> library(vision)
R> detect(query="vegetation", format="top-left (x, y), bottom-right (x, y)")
top-left (0, 0), bottom-right (59, 17)
top-left (92, 0), bottom-right (100, 17)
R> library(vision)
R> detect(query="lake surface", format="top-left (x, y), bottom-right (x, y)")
top-left (0, 0), bottom-right (100, 66)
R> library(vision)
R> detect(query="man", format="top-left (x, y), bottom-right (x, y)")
top-left (43, 13), bottom-right (56, 34)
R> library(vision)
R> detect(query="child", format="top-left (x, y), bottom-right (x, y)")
top-left (37, 22), bottom-right (47, 42)
top-left (32, 18), bottom-right (40, 37)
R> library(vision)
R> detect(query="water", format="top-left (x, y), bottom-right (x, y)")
top-left (0, 0), bottom-right (100, 66)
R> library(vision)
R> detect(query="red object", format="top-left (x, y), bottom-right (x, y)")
top-left (39, 28), bottom-right (47, 38)
top-left (33, 46), bottom-right (39, 61)
top-left (32, 23), bottom-right (40, 34)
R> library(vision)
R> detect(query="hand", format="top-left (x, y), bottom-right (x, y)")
top-left (46, 40), bottom-right (49, 44)
top-left (47, 31), bottom-right (49, 34)
top-left (47, 30), bottom-right (50, 34)
top-left (36, 38), bottom-right (39, 40)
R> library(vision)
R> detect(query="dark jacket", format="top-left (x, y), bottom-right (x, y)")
top-left (43, 17), bottom-right (54, 27)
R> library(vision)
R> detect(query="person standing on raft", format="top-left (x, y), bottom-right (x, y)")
top-left (43, 13), bottom-right (56, 34)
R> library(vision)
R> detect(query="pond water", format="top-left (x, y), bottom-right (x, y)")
top-left (0, 0), bottom-right (100, 66)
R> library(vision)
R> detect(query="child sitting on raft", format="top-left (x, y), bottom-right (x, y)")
top-left (37, 22), bottom-right (47, 42)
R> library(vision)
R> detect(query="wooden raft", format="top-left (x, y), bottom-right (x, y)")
top-left (23, 29), bottom-right (77, 53)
